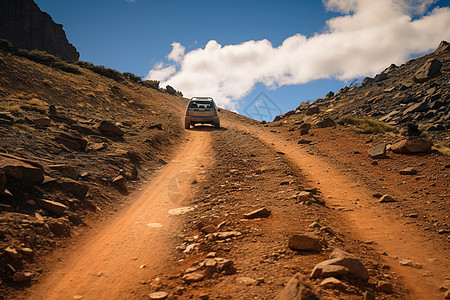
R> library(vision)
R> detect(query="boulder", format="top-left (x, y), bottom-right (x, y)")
top-left (47, 218), bottom-right (71, 237)
top-left (379, 194), bottom-right (396, 203)
top-left (55, 133), bottom-right (88, 151)
top-left (36, 199), bottom-right (68, 215)
top-left (215, 258), bottom-right (236, 275)
top-left (316, 118), bottom-right (336, 128)
top-left (182, 272), bottom-right (204, 283)
top-left (377, 281), bottom-right (393, 293)
top-left (310, 248), bottom-right (369, 281)
top-left (48, 164), bottom-right (79, 179)
top-left (413, 58), bottom-right (442, 83)
top-left (58, 180), bottom-right (89, 199)
top-left (112, 175), bottom-right (128, 195)
top-left (243, 207), bottom-right (271, 219)
top-left (13, 271), bottom-right (33, 283)
top-left (374, 73), bottom-right (388, 82)
top-left (275, 273), bottom-right (320, 300)
top-left (361, 77), bottom-right (374, 86)
top-left (368, 143), bottom-right (386, 159)
top-left (98, 121), bottom-right (124, 136)
top-left (288, 234), bottom-right (322, 252)
top-left (0, 153), bottom-right (44, 186)
top-left (305, 106), bottom-right (320, 115)
top-left (391, 138), bottom-right (432, 154)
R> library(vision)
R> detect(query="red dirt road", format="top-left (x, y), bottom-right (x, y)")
top-left (19, 130), bottom-right (212, 300)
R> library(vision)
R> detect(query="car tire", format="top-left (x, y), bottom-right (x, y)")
top-left (214, 122), bottom-right (220, 129)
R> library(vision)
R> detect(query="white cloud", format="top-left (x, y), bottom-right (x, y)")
top-left (146, 0), bottom-right (450, 109)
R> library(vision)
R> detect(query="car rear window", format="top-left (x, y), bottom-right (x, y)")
top-left (188, 101), bottom-right (215, 109)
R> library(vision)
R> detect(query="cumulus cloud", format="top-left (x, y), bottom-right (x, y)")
top-left (146, 0), bottom-right (450, 109)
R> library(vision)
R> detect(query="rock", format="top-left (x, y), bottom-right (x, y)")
top-left (200, 225), bottom-right (217, 234)
top-left (275, 273), bottom-right (320, 300)
top-left (399, 259), bottom-right (422, 269)
top-left (305, 106), bottom-right (320, 115)
top-left (47, 218), bottom-right (71, 237)
top-left (368, 143), bottom-right (387, 159)
top-left (36, 199), bottom-right (68, 215)
top-left (297, 191), bottom-right (314, 201)
top-left (374, 73), bottom-right (388, 82)
top-left (112, 175), bottom-right (128, 195)
top-left (391, 138), bottom-right (432, 154)
top-left (58, 180), bottom-right (89, 199)
top-left (33, 118), bottom-right (51, 126)
top-left (377, 280), bottom-right (393, 293)
top-left (243, 207), bottom-right (271, 219)
top-left (206, 231), bottom-right (241, 241)
top-left (199, 294), bottom-right (209, 300)
top-left (55, 133), bottom-right (88, 151)
top-left (298, 139), bottom-right (312, 144)
top-left (288, 234), bottom-right (322, 252)
top-left (182, 272), bottom-right (204, 283)
top-left (413, 58), bottom-right (442, 83)
top-left (379, 194), bottom-right (396, 203)
top-left (319, 265), bottom-right (350, 278)
top-left (445, 290), bottom-right (450, 299)
top-left (0, 169), bottom-right (5, 192)
top-left (97, 120), bottom-right (124, 136)
top-left (5, 247), bottom-right (19, 258)
top-left (399, 167), bottom-right (417, 175)
top-left (49, 114), bottom-right (77, 125)
top-left (0, 112), bottom-right (14, 125)
top-left (320, 277), bottom-right (347, 290)
top-left (49, 164), bottom-right (79, 179)
top-left (0, 153), bottom-right (44, 186)
top-left (148, 123), bottom-right (163, 130)
top-left (325, 91), bottom-right (335, 99)
top-left (316, 118), bottom-right (336, 128)
top-left (236, 277), bottom-right (257, 285)
top-left (148, 291), bottom-right (169, 299)
top-left (311, 248), bottom-right (369, 281)
top-left (216, 258), bottom-right (236, 275)
top-left (363, 291), bottom-right (376, 300)
top-left (13, 271), bottom-right (32, 283)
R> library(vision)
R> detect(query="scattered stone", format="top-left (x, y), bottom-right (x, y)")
top-left (112, 175), bottom-right (128, 195)
top-left (12, 271), bottom-right (32, 283)
top-left (399, 167), bottom-right (417, 175)
top-left (148, 123), bottom-right (163, 130)
top-left (319, 265), bottom-right (350, 278)
top-left (391, 138), bottom-right (432, 154)
top-left (49, 114), bottom-right (76, 125)
top-left (363, 291), bottom-right (376, 300)
top-left (0, 112), bottom-right (14, 125)
top-left (305, 106), bottom-right (320, 115)
top-left (49, 164), bottom-right (79, 179)
top-left (379, 194), bottom-right (396, 203)
top-left (377, 280), bottom-right (393, 293)
top-left (413, 58), bottom-right (442, 83)
top-left (168, 206), bottom-right (195, 216)
top-left (0, 153), bottom-right (44, 186)
top-left (58, 180), bottom-right (89, 199)
top-left (371, 160), bottom-right (378, 166)
top-left (298, 139), bottom-right (312, 144)
top-left (35, 199), bottom-right (68, 215)
top-left (5, 247), bottom-right (19, 258)
top-left (148, 291), bottom-right (169, 299)
top-left (199, 294), bottom-right (210, 300)
top-left (445, 291), bottom-right (450, 299)
top-left (206, 252), bottom-right (216, 258)
top-left (206, 231), bottom-right (242, 241)
top-left (316, 118), bottom-right (336, 128)
top-left (33, 118), bottom-right (51, 126)
top-left (275, 273), bottom-right (320, 300)
top-left (47, 218), bottom-right (71, 237)
top-left (236, 277), bottom-right (257, 285)
top-left (0, 169), bottom-right (5, 192)
top-left (215, 258), bottom-right (236, 275)
top-left (297, 191), bottom-right (314, 201)
top-left (288, 234), bottom-right (322, 252)
top-left (311, 248), bottom-right (369, 281)
top-left (399, 259), bottom-right (422, 269)
top-left (320, 277), bottom-right (347, 290)
top-left (97, 120), bottom-right (124, 136)
top-left (200, 225), bottom-right (217, 234)
top-left (243, 207), bottom-right (271, 219)
top-left (182, 272), bottom-right (204, 283)
top-left (55, 133), bottom-right (88, 151)
top-left (368, 143), bottom-right (387, 159)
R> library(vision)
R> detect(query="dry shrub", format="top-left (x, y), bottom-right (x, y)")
top-left (338, 114), bottom-right (395, 134)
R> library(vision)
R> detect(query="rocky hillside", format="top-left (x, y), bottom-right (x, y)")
top-left (0, 0), bottom-right (79, 61)
top-left (275, 41), bottom-right (450, 146)
top-left (0, 47), bottom-right (187, 290)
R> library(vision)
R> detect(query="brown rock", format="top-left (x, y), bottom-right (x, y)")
top-left (200, 225), bottom-right (217, 234)
top-left (243, 207), bottom-right (271, 219)
top-left (13, 271), bottom-right (32, 283)
top-left (275, 273), bottom-right (320, 300)
top-left (58, 180), bottom-right (89, 199)
top-left (0, 153), bottom-right (44, 186)
top-left (148, 291), bottom-right (169, 299)
top-left (55, 133), bottom-right (88, 151)
top-left (182, 272), bottom-right (204, 283)
top-left (413, 58), bottom-right (442, 83)
top-left (36, 199), bottom-right (68, 215)
top-left (305, 106), bottom-right (320, 115)
top-left (206, 231), bottom-right (241, 241)
top-left (320, 277), bottom-right (347, 290)
top-left (33, 118), bottom-right (51, 126)
top-left (379, 194), bottom-right (396, 203)
top-left (391, 138), bottom-right (431, 154)
top-left (47, 218), bottom-right (71, 237)
top-left (363, 291), bottom-right (376, 300)
top-left (288, 234), bottom-right (322, 252)
top-left (399, 167), bottom-right (417, 175)
top-left (377, 280), bottom-right (393, 293)
top-left (216, 258), bottom-right (236, 275)
top-left (112, 175), bottom-right (128, 195)
top-left (368, 143), bottom-right (387, 159)
top-left (98, 121), bottom-right (124, 136)
top-left (49, 164), bottom-right (79, 179)
top-left (319, 265), bottom-right (350, 278)
top-left (316, 117), bottom-right (336, 128)
top-left (0, 169), bottom-right (5, 192)
top-left (298, 139), bottom-right (312, 144)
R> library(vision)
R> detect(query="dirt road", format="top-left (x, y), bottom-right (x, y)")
top-left (20, 129), bottom-right (212, 300)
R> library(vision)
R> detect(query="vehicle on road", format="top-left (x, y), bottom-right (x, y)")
top-left (184, 97), bottom-right (220, 129)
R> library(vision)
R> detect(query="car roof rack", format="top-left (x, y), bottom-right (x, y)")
top-left (190, 97), bottom-right (213, 101)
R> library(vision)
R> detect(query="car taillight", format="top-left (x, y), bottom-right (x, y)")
top-left (214, 110), bottom-right (217, 116)
top-left (186, 110), bottom-right (189, 116)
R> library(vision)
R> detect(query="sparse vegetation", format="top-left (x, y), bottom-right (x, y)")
top-left (17, 49), bottom-right (81, 74)
top-left (337, 114), bottom-right (395, 134)
top-left (123, 72), bottom-right (142, 84)
top-left (75, 61), bottom-right (124, 82)
top-left (143, 80), bottom-right (160, 90)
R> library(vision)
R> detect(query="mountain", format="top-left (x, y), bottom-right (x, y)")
top-left (0, 0), bottom-right (79, 61)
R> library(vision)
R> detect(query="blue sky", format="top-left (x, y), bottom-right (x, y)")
top-left (35, 0), bottom-right (450, 120)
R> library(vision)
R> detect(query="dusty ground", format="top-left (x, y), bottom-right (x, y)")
top-left (7, 108), bottom-right (449, 299)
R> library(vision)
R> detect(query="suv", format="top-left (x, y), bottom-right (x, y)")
top-left (185, 97), bottom-right (220, 129)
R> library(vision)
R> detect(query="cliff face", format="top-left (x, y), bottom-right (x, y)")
top-left (0, 0), bottom-right (79, 61)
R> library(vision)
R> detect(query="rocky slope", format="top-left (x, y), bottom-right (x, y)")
top-left (0, 0), bottom-right (79, 61)
top-left (0, 48), bottom-right (186, 291)
top-left (275, 41), bottom-right (450, 146)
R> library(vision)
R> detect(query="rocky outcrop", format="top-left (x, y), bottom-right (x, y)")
top-left (0, 0), bottom-right (79, 61)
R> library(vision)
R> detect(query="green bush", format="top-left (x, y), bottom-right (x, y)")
top-left (17, 49), bottom-right (81, 74)
top-left (123, 72), bottom-right (142, 84)
top-left (75, 61), bottom-right (124, 82)
top-left (337, 114), bottom-right (395, 134)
